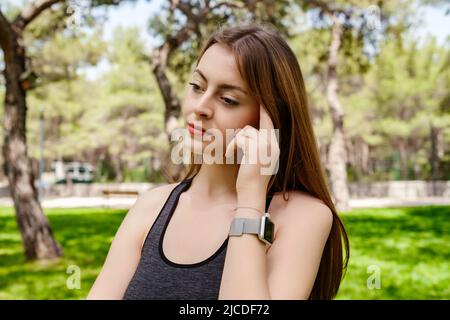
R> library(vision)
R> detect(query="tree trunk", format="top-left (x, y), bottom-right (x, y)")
top-left (326, 15), bottom-right (350, 212)
top-left (111, 153), bottom-right (125, 182)
top-left (150, 27), bottom-right (195, 183)
top-left (1, 27), bottom-right (62, 260)
top-left (151, 46), bottom-right (183, 140)
top-left (429, 122), bottom-right (443, 196)
top-left (360, 139), bottom-right (371, 175)
top-left (430, 122), bottom-right (442, 181)
top-left (350, 137), bottom-right (371, 176)
top-left (397, 139), bottom-right (408, 180)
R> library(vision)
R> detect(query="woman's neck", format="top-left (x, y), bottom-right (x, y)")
top-left (188, 162), bottom-right (240, 202)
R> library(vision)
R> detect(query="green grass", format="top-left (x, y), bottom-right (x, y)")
top-left (336, 206), bottom-right (450, 299)
top-left (0, 205), bottom-right (449, 299)
top-left (0, 207), bottom-right (126, 299)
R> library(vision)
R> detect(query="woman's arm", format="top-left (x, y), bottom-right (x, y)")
top-left (219, 191), bottom-right (333, 300)
top-left (86, 186), bottom-right (166, 300)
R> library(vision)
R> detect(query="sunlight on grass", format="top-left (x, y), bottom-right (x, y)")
top-left (336, 206), bottom-right (450, 299)
top-left (0, 207), bottom-right (126, 299)
top-left (0, 205), bottom-right (449, 299)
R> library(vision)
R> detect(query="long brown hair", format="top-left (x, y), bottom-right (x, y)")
top-left (179, 23), bottom-right (349, 300)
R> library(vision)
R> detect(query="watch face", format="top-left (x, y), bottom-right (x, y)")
top-left (263, 217), bottom-right (275, 244)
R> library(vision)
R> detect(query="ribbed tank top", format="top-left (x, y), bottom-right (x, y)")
top-left (122, 177), bottom-right (274, 300)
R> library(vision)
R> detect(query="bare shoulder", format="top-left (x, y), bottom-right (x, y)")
top-left (134, 182), bottom-right (180, 212)
top-left (270, 190), bottom-right (333, 231)
top-left (128, 182), bottom-right (180, 251)
top-left (129, 181), bottom-right (180, 227)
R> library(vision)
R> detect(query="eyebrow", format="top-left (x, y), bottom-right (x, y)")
top-left (193, 68), bottom-right (248, 95)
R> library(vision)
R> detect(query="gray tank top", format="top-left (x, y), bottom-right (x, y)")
top-left (122, 177), bottom-right (274, 300)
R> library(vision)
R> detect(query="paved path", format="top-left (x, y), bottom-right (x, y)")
top-left (348, 197), bottom-right (450, 208)
top-left (0, 196), bottom-right (137, 209)
top-left (0, 196), bottom-right (449, 210)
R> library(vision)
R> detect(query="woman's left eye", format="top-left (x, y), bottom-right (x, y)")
top-left (222, 97), bottom-right (239, 106)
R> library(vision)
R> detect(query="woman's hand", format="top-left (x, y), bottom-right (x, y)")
top-left (225, 104), bottom-right (280, 199)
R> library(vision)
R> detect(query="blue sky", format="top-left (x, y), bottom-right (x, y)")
top-left (413, 3), bottom-right (449, 44)
top-left (95, 0), bottom-right (163, 47)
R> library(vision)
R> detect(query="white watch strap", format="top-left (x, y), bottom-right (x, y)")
top-left (229, 218), bottom-right (261, 236)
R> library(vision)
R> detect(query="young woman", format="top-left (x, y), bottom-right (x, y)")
top-left (87, 23), bottom-right (349, 300)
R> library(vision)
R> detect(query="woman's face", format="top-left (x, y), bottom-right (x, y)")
top-left (181, 43), bottom-right (259, 156)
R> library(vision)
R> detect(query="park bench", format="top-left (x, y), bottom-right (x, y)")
top-left (101, 189), bottom-right (140, 208)
top-left (102, 189), bottom-right (140, 198)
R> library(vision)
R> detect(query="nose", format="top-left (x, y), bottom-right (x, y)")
top-left (193, 95), bottom-right (213, 119)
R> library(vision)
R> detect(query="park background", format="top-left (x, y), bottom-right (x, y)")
top-left (0, 0), bottom-right (449, 299)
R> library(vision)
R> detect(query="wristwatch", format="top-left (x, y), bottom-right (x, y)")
top-left (229, 213), bottom-right (275, 245)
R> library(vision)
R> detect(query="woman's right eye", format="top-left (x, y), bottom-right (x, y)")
top-left (188, 82), bottom-right (202, 92)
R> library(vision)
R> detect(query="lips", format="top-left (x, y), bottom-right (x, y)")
top-left (188, 123), bottom-right (206, 136)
